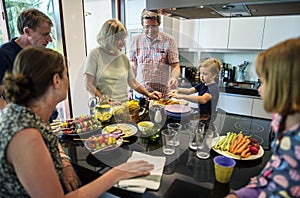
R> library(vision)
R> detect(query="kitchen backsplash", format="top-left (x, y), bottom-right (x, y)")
top-left (179, 50), bottom-right (260, 82)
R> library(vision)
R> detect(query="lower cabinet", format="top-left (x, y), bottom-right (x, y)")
top-left (218, 93), bottom-right (271, 119)
top-left (252, 98), bottom-right (272, 119)
top-left (218, 93), bottom-right (253, 116)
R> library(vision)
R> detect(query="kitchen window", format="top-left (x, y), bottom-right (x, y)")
top-left (0, 0), bottom-right (71, 120)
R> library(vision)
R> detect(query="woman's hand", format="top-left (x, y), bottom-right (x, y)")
top-left (61, 161), bottom-right (81, 192)
top-left (111, 160), bottom-right (154, 181)
top-left (0, 97), bottom-right (6, 110)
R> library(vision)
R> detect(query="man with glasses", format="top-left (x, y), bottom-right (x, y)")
top-left (0, 8), bottom-right (81, 193)
top-left (129, 9), bottom-right (180, 98)
top-left (0, 8), bottom-right (53, 110)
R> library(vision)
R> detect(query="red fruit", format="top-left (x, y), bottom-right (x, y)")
top-left (253, 143), bottom-right (260, 150)
top-left (98, 136), bottom-right (104, 144)
top-left (250, 146), bottom-right (259, 155)
top-left (250, 138), bottom-right (258, 144)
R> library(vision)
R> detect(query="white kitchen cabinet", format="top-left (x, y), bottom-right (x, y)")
top-left (176, 19), bottom-right (200, 48)
top-left (262, 15), bottom-right (300, 49)
top-left (251, 98), bottom-right (272, 119)
top-left (198, 18), bottom-right (230, 49)
top-left (218, 93), bottom-right (272, 119)
top-left (218, 93), bottom-right (253, 116)
top-left (228, 17), bottom-right (265, 50)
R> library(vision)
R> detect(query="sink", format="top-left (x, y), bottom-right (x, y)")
top-left (220, 82), bottom-right (260, 96)
top-left (227, 82), bottom-right (257, 89)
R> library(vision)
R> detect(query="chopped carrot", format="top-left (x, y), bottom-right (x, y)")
top-left (232, 136), bottom-right (248, 154)
top-left (229, 138), bottom-right (237, 153)
top-left (236, 140), bottom-right (251, 154)
top-left (240, 147), bottom-right (250, 158)
top-left (235, 133), bottom-right (243, 145)
top-left (244, 152), bottom-right (251, 158)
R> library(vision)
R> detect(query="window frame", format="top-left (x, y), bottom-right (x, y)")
top-left (0, 0), bottom-right (9, 43)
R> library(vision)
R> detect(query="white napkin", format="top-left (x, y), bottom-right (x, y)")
top-left (117, 151), bottom-right (166, 192)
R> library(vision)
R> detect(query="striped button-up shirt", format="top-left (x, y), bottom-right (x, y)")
top-left (129, 31), bottom-right (179, 96)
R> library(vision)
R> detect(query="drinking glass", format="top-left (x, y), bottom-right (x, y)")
top-left (196, 127), bottom-right (214, 159)
top-left (189, 122), bottom-right (205, 150)
top-left (167, 123), bottom-right (181, 146)
top-left (161, 129), bottom-right (176, 155)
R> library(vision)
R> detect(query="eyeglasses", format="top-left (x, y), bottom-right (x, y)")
top-left (39, 32), bottom-right (52, 40)
top-left (143, 25), bottom-right (159, 30)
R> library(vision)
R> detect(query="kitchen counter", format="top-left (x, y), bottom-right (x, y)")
top-left (179, 79), bottom-right (260, 97)
top-left (222, 86), bottom-right (259, 97)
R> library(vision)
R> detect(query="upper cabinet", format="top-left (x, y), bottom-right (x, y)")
top-left (198, 18), bottom-right (230, 49)
top-left (228, 17), bottom-right (265, 50)
top-left (162, 14), bottom-right (300, 51)
top-left (262, 15), bottom-right (300, 49)
top-left (176, 19), bottom-right (200, 48)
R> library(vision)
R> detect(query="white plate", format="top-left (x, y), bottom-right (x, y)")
top-left (102, 123), bottom-right (138, 138)
top-left (212, 136), bottom-right (264, 160)
top-left (84, 134), bottom-right (123, 154)
top-left (165, 104), bottom-right (191, 114)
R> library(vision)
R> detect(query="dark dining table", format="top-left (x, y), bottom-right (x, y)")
top-left (58, 110), bottom-right (272, 198)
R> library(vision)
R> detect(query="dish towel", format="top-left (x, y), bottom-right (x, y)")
top-left (117, 151), bottom-right (166, 193)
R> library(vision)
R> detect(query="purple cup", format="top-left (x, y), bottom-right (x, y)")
top-left (213, 156), bottom-right (236, 183)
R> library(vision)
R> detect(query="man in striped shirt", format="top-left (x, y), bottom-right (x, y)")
top-left (129, 9), bottom-right (180, 98)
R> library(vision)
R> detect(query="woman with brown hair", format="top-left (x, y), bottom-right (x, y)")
top-left (0, 46), bottom-right (154, 197)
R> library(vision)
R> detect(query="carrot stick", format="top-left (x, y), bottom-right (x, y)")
top-left (236, 140), bottom-right (251, 154)
top-left (229, 138), bottom-right (237, 153)
top-left (232, 136), bottom-right (248, 154)
top-left (230, 133), bottom-right (242, 153)
top-left (244, 152), bottom-right (251, 158)
top-left (240, 147), bottom-right (250, 158)
top-left (235, 133), bottom-right (243, 145)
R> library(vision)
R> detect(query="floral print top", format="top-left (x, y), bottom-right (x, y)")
top-left (245, 114), bottom-right (300, 197)
top-left (0, 103), bottom-right (62, 197)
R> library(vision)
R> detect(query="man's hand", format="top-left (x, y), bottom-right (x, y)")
top-left (148, 91), bottom-right (162, 100)
top-left (167, 77), bottom-right (178, 90)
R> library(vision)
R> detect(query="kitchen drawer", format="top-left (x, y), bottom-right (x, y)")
top-left (251, 98), bottom-right (272, 119)
top-left (218, 93), bottom-right (253, 116)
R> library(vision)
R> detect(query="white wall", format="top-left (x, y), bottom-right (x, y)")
top-left (61, 0), bottom-right (87, 117)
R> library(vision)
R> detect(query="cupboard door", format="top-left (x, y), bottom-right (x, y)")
top-left (228, 17), bottom-right (265, 49)
top-left (198, 18), bottom-right (229, 49)
top-left (218, 93), bottom-right (253, 116)
top-left (177, 19), bottom-right (200, 48)
top-left (262, 15), bottom-right (300, 49)
top-left (252, 99), bottom-right (272, 119)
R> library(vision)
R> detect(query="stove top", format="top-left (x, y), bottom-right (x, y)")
top-left (216, 113), bottom-right (273, 150)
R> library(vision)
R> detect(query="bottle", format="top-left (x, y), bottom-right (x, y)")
top-left (223, 63), bottom-right (228, 84)
top-left (195, 70), bottom-right (200, 83)
top-left (232, 66), bottom-right (237, 82)
top-left (227, 64), bottom-right (233, 82)
top-left (220, 63), bottom-right (225, 80)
